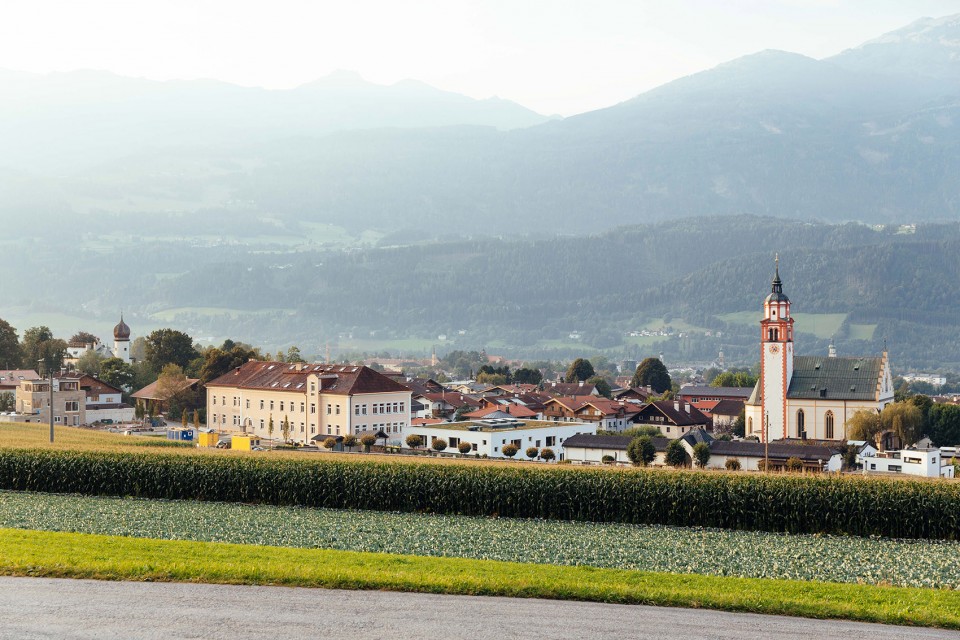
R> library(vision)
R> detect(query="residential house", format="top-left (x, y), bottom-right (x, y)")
top-left (75, 374), bottom-right (135, 423)
top-left (631, 401), bottom-right (710, 437)
top-left (14, 376), bottom-right (86, 426)
top-left (862, 448), bottom-right (955, 478)
top-left (562, 433), bottom-right (670, 466)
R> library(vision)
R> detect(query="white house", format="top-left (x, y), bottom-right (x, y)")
top-left (407, 418), bottom-right (597, 460)
top-left (862, 448), bottom-right (955, 478)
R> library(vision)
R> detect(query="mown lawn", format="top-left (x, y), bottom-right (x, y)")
top-left (1, 528), bottom-right (958, 629)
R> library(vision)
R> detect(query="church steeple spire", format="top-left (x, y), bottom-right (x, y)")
top-left (771, 253), bottom-right (783, 294)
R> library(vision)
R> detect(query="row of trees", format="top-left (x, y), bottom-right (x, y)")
top-left (846, 395), bottom-right (960, 448)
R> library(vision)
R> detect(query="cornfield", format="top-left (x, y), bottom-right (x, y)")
top-left (0, 448), bottom-right (957, 539)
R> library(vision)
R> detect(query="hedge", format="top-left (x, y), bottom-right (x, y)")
top-left (0, 449), bottom-right (957, 539)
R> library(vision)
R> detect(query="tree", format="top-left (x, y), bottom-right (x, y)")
top-left (910, 394), bottom-right (934, 437)
top-left (724, 458), bottom-right (742, 471)
top-left (196, 344), bottom-right (258, 388)
top-left (144, 329), bottom-right (198, 372)
top-left (786, 457), bottom-right (804, 472)
top-left (692, 442), bottom-right (711, 469)
top-left (0, 392), bottom-right (14, 412)
top-left (156, 363), bottom-right (192, 418)
top-left (21, 326), bottom-right (67, 372)
top-left (282, 415), bottom-right (291, 441)
top-left (540, 448), bottom-right (555, 462)
top-left (631, 358), bottom-right (671, 394)
top-left (587, 375), bottom-right (612, 398)
top-left (710, 371), bottom-right (757, 388)
top-left (0, 319), bottom-right (21, 369)
top-left (76, 349), bottom-right (105, 376)
top-left (134, 402), bottom-right (144, 422)
top-left (453, 405), bottom-right (473, 422)
top-left (285, 346), bottom-right (306, 363)
top-left (627, 436), bottom-right (656, 467)
top-left (405, 434), bottom-right (423, 449)
top-left (267, 415), bottom-right (274, 439)
top-left (513, 367), bottom-right (542, 385)
top-left (193, 411), bottom-right (199, 429)
top-left (664, 439), bottom-right (687, 467)
top-left (525, 446), bottom-right (539, 460)
top-left (501, 443), bottom-right (519, 458)
top-left (732, 410), bottom-right (746, 438)
top-left (928, 404), bottom-right (960, 447)
top-left (323, 437), bottom-right (337, 450)
top-left (457, 441), bottom-right (472, 455)
top-left (565, 358), bottom-right (595, 383)
top-left (181, 411), bottom-right (188, 427)
top-left (69, 331), bottom-right (99, 346)
top-left (846, 410), bottom-right (883, 445)
top-left (430, 437), bottom-right (447, 453)
top-left (361, 434), bottom-right (377, 452)
top-left (343, 434), bottom-right (358, 451)
top-left (99, 357), bottom-right (135, 392)
top-left (622, 425), bottom-right (662, 438)
top-left (881, 402), bottom-right (923, 446)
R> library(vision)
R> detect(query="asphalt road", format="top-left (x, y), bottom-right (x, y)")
top-left (0, 577), bottom-right (956, 640)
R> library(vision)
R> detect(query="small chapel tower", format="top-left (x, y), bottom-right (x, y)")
top-left (112, 314), bottom-right (132, 364)
top-left (760, 256), bottom-right (794, 440)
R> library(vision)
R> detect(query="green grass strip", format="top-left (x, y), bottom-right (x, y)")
top-left (1, 528), bottom-right (958, 630)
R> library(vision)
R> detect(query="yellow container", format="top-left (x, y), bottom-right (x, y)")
top-left (231, 435), bottom-right (260, 450)
top-left (197, 431), bottom-right (219, 448)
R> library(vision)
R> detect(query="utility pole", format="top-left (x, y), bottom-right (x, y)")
top-left (40, 358), bottom-right (53, 443)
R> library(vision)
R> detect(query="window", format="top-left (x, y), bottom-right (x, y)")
top-left (797, 409), bottom-right (806, 438)
top-left (362, 404), bottom-right (367, 415)
top-left (259, 419), bottom-right (264, 430)
top-left (449, 437), bottom-right (459, 448)
top-left (825, 411), bottom-right (834, 439)
top-left (246, 399), bottom-right (250, 409)
top-left (213, 396), bottom-right (217, 405)
top-left (748, 417), bottom-right (753, 432)
top-left (222, 396), bottom-right (226, 405)
top-left (280, 401), bottom-right (284, 411)
top-left (270, 401), bottom-right (274, 411)
top-left (65, 401), bottom-right (79, 412)
top-left (260, 400), bottom-right (264, 410)
top-left (300, 402), bottom-right (305, 413)
top-left (300, 422), bottom-right (304, 433)
top-left (336, 404), bottom-right (340, 415)
top-left (546, 436), bottom-right (556, 447)
top-left (373, 404), bottom-right (378, 414)
top-left (310, 403), bottom-right (316, 414)
top-left (399, 402), bottom-right (405, 412)
top-left (355, 406), bottom-right (360, 416)
top-left (327, 404), bottom-right (332, 415)
top-left (310, 383), bottom-right (316, 393)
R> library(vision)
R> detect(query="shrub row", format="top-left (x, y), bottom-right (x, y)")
top-left (0, 449), bottom-right (957, 539)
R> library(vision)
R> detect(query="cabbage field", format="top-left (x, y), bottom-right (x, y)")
top-left (1, 490), bottom-right (958, 590)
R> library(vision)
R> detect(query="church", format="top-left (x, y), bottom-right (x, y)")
top-left (744, 260), bottom-right (894, 442)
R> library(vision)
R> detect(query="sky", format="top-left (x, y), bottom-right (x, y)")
top-left (1, 0), bottom-right (959, 116)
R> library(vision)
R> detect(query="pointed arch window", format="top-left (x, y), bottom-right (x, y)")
top-left (797, 409), bottom-right (806, 439)
top-left (748, 417), bottom-right (753, 434)
top-left (825, 411), bottom-right (834, 439)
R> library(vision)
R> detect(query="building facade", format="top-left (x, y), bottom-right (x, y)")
top-left (407, 418), bottom-right (596, 460)
top-left (15, 377), bottom-right (86, 426)
top-left (205, 362), bottom-right (412, 444)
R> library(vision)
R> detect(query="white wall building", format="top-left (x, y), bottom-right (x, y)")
top-left (862, 448), bottom-right (955, 478)
top-left (407, 418), bottom-right (597, 460)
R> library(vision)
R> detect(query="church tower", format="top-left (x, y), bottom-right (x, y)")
top-left (759, 256), bottom-right (794, 441)
top-left (112, 314), bottom-right (131, 364)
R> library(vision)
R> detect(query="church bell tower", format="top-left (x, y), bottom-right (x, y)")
top-left (760, 256), bottom-right (794, 441)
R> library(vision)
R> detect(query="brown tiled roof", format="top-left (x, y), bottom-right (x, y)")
top-left (0, 370), bottom-right (40, 390)
top-left (132, 378), bottom-right (200, 400)
top-left (710, 400), bottom-right (745, 417)
top-left (422, 392), bottom-right (479, 409)
top-left (206, 362), bottom-right (411, 396)
top-left (709, 440), bottom-right (839, 461)
top-left (640, 401), bottom-right (710, 427)
top-left (562, 433), bottom-right (671, 452)
top-left (545, 382), bottom-right (597, 396)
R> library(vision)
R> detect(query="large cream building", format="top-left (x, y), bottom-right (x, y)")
top-left (206, 362), bottom-right (413, 444)
top-left (744, 260), bottom-right (894, 443)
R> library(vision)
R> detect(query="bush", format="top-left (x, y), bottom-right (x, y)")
top-left (601, 455), bottom-right (615, 464)
top-left (501, 444), bottom-right (519, 458)
top-left (627, 436), bottom-right (655, 467)
top-left (431, 438), bottom-right (448, 453)
top-left (0, 449), bottom-right (958, 540)
top-left (787, 457), bottom-right (804, 472)
top-left (342, 434), bottom-right (358, 450)
top-left (525, 447), bottom-right (539, 460)
top-left (322, 437), bottom-right (337, 450)
top-left (405, 434), bottom-right (423, 449)
top-left (540, 448), bottom-right (555, 462)
top-left (457, 441), bottom-right (472, 455)
top-left (360, 434), bottom-right (377, 452)
top-left (724, 458), bottom-right (742, 471)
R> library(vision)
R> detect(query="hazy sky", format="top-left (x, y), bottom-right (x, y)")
top-left (2, 0), bottom-right (958, 115)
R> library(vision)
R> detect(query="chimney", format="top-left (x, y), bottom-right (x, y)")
top-left (685, 403), bottom-right (691, 413)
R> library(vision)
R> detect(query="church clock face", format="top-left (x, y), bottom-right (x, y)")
top-left (769, 344), bottom-right (780, 353)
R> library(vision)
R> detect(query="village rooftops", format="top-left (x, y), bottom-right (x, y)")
top-left (416, 418), bottom-right (591, 432)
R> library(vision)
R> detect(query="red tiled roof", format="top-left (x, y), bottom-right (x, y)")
top-left (132, 378), bottom-right (200, 400)
top-left (206, 362), bottom-right (410, 396)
